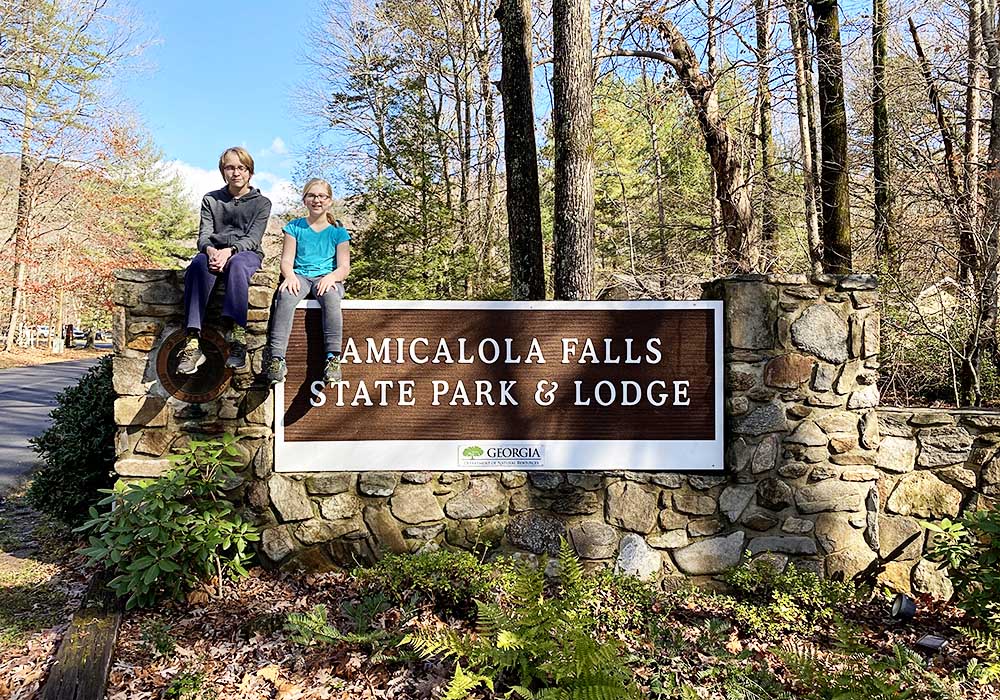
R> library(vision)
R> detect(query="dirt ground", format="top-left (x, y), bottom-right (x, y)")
top-left (0, 486), bottom-right (89, 700)
top-left (0, 345), bottom-right (110, 371)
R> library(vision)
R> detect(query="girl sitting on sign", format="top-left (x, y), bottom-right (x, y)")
top-left (265, 178), bottom-right (351, 385)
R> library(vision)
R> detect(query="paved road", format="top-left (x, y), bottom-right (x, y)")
top-left (0, 358), bottom-right (103, 490)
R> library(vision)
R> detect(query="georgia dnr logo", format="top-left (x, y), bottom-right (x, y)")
top-left (458, 444), bottom-right (545, 468)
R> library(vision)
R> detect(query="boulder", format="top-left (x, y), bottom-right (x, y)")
top-left (359, 472), bottom-right (399, 497)
top-left (719, 485), bottom-right (755, 522)
top-left (569, 521), bottom-right (618, 559)
top-left (764, 353), bottom-right (815, 389)
top-left (615, 534), bottom-right (662, 581)
top-left (445, 478), bottom-right (506, 519)
top-left (912, 559), bottom-right (954, 601)
top-left (390, 488), bottom-right (445, 524)
top-left (877, 436), bottom-right (916, 473)
top-left (886, 472), bottom-right (962, 518)
top-left (795, 480), bottom-right (866, 513)
top-left (757, 478), bottom-right (794, 511)
top-left (507, 511), bottom-right (565, 555)
top-left (734, 402), bottom-right (787, 436)
top-left (261, 526), bottom-right (297, 563)
top-left (878, 516), bottom-right (923, 561)
top-left (726, 283), bottom-right (777, 350)
top-left (606, 481), bottom-right (658, 533)
top-left (786, 421), bottom-right (827, 446)
top-left (791, 305), bottom-right (848, 363)
top-left (319, 492), bottom-right (361, 520)
top-left (673, 532), bottom-right (745, 575)
top-left (268, 475), bottom-right (314, 522)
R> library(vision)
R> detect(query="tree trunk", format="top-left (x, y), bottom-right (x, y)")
top-left (810, 0), bottom-right (853, 273)
top-left (658, 20), bottom-right (759, 271)
top-left (496, 0), bottom-right (545, 299)
top-left (978, 0), bottom-right (1000, 391)
top-left (909, 18), bottom-right (972, 281)
top-left (707, 0), bottom-right (723, 272)
top-left (785, 0), bottom-right (822, 273)
top-left (552, 0), bottom-right (595, 299)
top-left (5, 87), bottom-right (33, 353)
top-left (873, 0), bottom-right (892, 266)
top-left (755, 0), bottom-right (777, 261)
top-left (479, 16), bottom-right (499, 275)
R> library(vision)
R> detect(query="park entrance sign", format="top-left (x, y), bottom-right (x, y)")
top-left (274, 300), bottom-right (723, 471)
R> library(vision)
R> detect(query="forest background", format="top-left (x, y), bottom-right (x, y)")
top-left (0, 0), bottom-right (995, 407)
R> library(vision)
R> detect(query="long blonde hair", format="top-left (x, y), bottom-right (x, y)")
top-left (302, 178), bottom-right (339, 226)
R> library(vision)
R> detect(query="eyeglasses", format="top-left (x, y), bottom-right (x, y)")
top-left (223, 165), bottom-right (249, 173)
top-left (304, 193), bottom-right (330, 201)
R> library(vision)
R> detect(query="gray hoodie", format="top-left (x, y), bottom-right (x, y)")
top-left (197, 186), bottom-right (272, 257)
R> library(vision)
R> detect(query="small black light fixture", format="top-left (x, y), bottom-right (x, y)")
top-left (915, 634), bottom-right (948, 653)
top-left (890, 593), bottom-right (916, 621)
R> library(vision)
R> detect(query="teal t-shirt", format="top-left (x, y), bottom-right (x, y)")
top-left (283, 218), bottom-right (351, 277)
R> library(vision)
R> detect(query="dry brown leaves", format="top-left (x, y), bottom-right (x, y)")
top-left (106, 568), bottom-right (452, 700)
top-left (0, 346), bottom-right (108, 371)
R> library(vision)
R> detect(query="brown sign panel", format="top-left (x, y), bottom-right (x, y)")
top-left (275, 301), bottom-right (723, 471)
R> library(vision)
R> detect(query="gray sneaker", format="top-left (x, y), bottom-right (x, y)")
top-left (225, 325), bottom-right (248, 370)
top-left (176, 336), bottom-right (205, 374)
top-left (323, 356), bottom-right (343, 384)
top-left (266, 357), bottom-right (287, 384)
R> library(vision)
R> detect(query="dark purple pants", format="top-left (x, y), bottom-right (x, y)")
top-left (183, 251), bottom-right (261, 331)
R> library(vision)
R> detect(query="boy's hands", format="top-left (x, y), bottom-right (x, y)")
top-left (279, 275), bottom-right (302, 295)
top-left (206, 246), bottom-right (233, 272)
top-left (316, 273), bottom-right (340, 296)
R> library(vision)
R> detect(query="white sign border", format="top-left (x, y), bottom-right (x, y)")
top-left (274, 300), bottom-right (724, 472)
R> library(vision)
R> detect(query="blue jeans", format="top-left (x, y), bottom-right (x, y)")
top-left (182, 251), bottom-right (262, 331)
top-left (267, 274), bottom-right (344, 358)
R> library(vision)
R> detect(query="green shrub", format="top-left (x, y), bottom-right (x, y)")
top-left (354, 548), bottom-right (507, 616)
top-left (711, 559), bottom-right (859, 639)
top-left (583, 567), bottom-right (668, 638)
top-left (925, 507), bottom-right (1000, 617)
top-left (402, 539), bottom-right (642, 700)
top-left (76, 434), bottom-right (258, 609)
top-left (27, 355), bottom-right (115, 526)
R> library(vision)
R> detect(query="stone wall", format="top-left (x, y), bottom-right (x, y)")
top-left (873, 407), bottom-right (1000, 598)
top-left (112, 269), bottom-right (276, 480)
top-left (111, 270), bottom-right (996, 595)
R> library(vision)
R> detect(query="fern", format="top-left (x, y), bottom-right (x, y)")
top-left (441, 663), bottom-right (493, 700)
top-left (961, 625), bottom-right (1000, 684)
top-left (401, 538), bottom-right (641, 700)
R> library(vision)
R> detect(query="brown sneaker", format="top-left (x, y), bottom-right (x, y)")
top-left (177, 336), bottom-right (205, 374)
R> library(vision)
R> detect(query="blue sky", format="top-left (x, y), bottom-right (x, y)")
top-left (122, 0), bottom-right (323, 210)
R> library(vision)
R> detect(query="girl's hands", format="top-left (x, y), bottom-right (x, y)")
top-left (316, 273), bottom-right (339, 296)
top-left (280, 276), bottom-right (301, 295)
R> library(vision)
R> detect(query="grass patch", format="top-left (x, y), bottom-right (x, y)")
top-left (0, 561), bottom-right (69, 647)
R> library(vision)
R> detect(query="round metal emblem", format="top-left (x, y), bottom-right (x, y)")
top-left (156, 329), bottom-right (232, 403)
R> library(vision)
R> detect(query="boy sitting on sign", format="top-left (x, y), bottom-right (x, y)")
top-left (265, 178), bottom-right (351, 385)
top-left (177, 146), bottom-right (272, 374)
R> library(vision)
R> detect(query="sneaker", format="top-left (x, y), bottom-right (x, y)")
top-left (323, 355), bottom-right (343, 384)
top-left (225, 325), bottom-right (248, 369)
top-left (176, 336), bottom-right (205, 374)
top-left (266, 357), bottom-right (287, 384)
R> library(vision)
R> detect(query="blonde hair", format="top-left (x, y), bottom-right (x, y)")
top-left (218, 146), bottom-right (255, 176)
top-left (302, 178), bottom-right (340, 226)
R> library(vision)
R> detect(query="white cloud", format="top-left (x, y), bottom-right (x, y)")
top-left (267, 137), bottom-right (288, 156)
top-left (253, 171), bottom-right (300, 212)
top-left (162, 159), bottom-right (298, 214)
top-left (162, 159), bottom-right (223, 209)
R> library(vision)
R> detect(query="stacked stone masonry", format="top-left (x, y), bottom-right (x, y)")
top-left (112, 271), bottom-right (997, 597)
